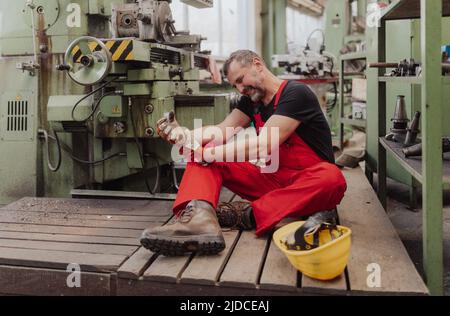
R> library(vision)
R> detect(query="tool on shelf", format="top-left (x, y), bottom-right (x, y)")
top-left (386, 95), bottom-right (409, 143)
top-left (404, 111), bottom-right (421, 147)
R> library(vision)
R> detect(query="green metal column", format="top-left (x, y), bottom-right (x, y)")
top-left (339, 58), bottom-right (345, 148)
top-left (261, 0), bottom-right (287, 69)
top-left (365, 13), bottom-right (380, 179)
top-left (273, 0), bottom-right (287, 55)
top-left (421, 0), bottom-right (444, 296)
top-left (357, 0), bottom-right (367, 21)
top-left (377, 18), bottom-right (387, 210)
top-left (261, 0), bottom-right (273, 65)
top-left (324, 0), bottom-right (350, 58)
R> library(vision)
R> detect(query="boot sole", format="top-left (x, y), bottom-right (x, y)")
top-left (140, 234), bottom-right (226, 257)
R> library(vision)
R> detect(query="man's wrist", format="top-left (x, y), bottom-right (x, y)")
top-left (203, 147), bottom-right (215, 164)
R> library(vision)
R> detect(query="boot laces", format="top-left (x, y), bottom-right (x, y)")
top-left (217, 201), bottom-right (250, 230)
top-left (177, 205), bottom-right (194, 223)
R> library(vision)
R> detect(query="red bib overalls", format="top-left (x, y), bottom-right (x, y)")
top-left (173, 81), bottom-right (347, 236)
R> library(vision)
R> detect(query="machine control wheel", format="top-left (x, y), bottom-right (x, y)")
top-left (63, 36), bottom-right (112, 86)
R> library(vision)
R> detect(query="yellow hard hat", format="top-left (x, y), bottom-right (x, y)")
top-left (273, 221), bottom-right (352, 281)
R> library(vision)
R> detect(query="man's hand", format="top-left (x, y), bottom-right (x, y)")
top-left (180, 145), bottom-right (210, 166)
top-left (157, 112), bottom-right (207, 164)
top-left (156, 112), bottom-right (190, 146)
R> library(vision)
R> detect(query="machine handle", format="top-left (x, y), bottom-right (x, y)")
top-left (369, 62), bottom-right (398, 68)
top-left (56, 64), bottom-right (71, 71)
top-left (164, 111), bottom-right (175, 123)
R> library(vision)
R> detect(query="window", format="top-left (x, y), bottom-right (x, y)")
top-left (171, 0), bottom-right (256, 58)
top-left (286, 5), bottom-right (325, 54)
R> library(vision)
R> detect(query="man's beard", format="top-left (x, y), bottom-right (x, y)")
top-left (243, 86), bottom-right (265, 103)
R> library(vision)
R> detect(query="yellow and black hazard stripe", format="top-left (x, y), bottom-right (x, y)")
top-left (71, 40), bottom-right (134, 63)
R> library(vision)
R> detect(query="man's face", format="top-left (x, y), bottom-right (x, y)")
top-left (227, 60), bottom-right (266, 103)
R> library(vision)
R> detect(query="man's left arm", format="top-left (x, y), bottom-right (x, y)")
top-left (203, 115), bottom-right (301, 162)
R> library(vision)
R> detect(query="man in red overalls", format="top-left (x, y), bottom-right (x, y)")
top-left (140, 50), bottom-right (347, 256)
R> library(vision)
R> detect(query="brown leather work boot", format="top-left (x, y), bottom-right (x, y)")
top-left (140, 200), bottom-right (226, 256)
top-left (216, 201), bottom-right (256, 231)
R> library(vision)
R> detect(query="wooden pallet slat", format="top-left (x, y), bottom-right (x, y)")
top-left (0, 265), bottom-right (111, 296)
top-left (0, 239), bottom-right (137, 256)
top-left (117, 247), bottom-right (155, 280)
top-left (339, 167), bottom-right (429, 295)
top-left (1, 197), bottom-right (173, 217)
top-left (180, 231), bottom-right (240, 286)
top-left (301, 273), bottom-right (348, 295)
top-left (219, 187), bottom-right (236, 203)
top-left (259, 239), bottom-right (298, 292)
top-left (142, 254), bottom-right (192, 283)
top-left (0, 212), bottom-right (162, 230)
top-left (116, 187), bottom-right (238, 287)
top-left (0, 231), bottom-right (140, 246)
top-left (0, 209), bottom-right (168, 223)
top-left (219, 231), bottom-right (269, 289)
top-left (0, 247), bottom-right (127, 273)
top-left (0, 223), bottom-right (145, 238)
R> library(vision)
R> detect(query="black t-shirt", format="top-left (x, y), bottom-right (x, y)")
top-left (236, 81), bottom-right (335, 163)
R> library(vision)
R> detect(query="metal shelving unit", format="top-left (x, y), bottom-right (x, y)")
top-left (376, 0), bottom-right (449, 296)
top-left (378, 76), bottom-right (423, 84)
top-left (338, 52), bottom-right (367, 149)
top-left (379, 138), bottom-right (450, 186)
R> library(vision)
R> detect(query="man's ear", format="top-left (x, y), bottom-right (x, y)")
top-left (253, 57), bottom-right (265, 71)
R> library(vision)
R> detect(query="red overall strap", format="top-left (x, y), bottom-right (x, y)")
top-left (254, 80), bottom-right (289, 132)
top-left (274, 80), bottom-right (289, 109)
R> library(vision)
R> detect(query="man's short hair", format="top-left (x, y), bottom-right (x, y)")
top-left (223, 50), bottom-right (265, 76)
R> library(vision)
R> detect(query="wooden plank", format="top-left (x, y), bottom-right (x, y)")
top-left (0, 239), bottom-right (137, 256)
top-left (259, 239), bottom-right (298, 292)
top-left (0, 231), bottom-right (139, 246)
top-left (117, 279), bottom-right (221, 296)
top-left (117, 278), bottom-right (302, 296)
top-left (0, 265), bottom-right (111, 296)
top-left (0, 209), bottom-right (167, 222)
top-left (117, 189), bottom-right (235, 283)
top-left (259, 219), bottom-right (300, 292)
top-left (116, 188), bottom-right (237, 286)
top-left (111, 200), bottom-right (174, 217)
top-left (301, 274), bottom-right (348, 295)
top-left (339, 167), bottom-right (429, 295)
top-left (1, 197), bottom-right (150, 210)
top-left (0, 223), bottom-right (144, 238)
top-left (142, 254), bottom-right (192, 283)
top-left (180, 231), bottom-right (240, 286)
top-left (219, 187), bottom-right (236, 203)
top-left (219, 231), bottom-right (268, 289)
top-left (117, 247), bottom-right (155, 280)
top-left (0, 211), bottom-right (164, 230)
top-left (138, 185), bottom-right (195, 285)
top-left (2, 197), bottom-right (173, 216)
top-left (0, 247), bottom-right (127, 273)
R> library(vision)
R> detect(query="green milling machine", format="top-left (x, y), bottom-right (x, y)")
top-left (0, 0), bottom-right (230, 205)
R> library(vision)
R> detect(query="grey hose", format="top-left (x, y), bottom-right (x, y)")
top-left (39, 129), bottom-right (62, 172)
